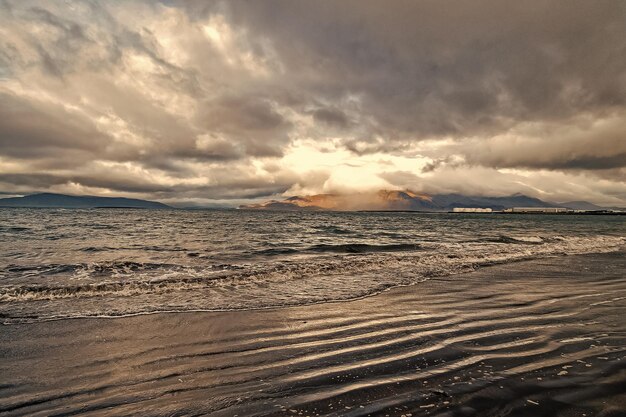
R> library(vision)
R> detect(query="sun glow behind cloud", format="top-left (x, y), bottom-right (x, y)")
top-left (280, 139), bottom-right (431, 194)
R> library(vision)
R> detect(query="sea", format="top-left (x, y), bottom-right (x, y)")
top-left (0, 208), bottom-right (624, 324)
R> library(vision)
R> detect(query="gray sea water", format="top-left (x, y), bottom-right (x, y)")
top-left (0, 208), bottom-right (624, 324)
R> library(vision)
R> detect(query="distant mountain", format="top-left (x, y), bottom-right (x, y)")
top-left (0, 193), bottom-right (171, 209)
top-left (239, 190), bottom-right (597, 212)
top-left (241, 190), bottom-right (438, 211)
top-left (559, 201), bottom-right (605, 211)
top-left (430, 193), bottom-right (559, 211)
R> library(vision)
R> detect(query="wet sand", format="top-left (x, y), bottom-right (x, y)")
top-left (1, 252), bottom-right (625, 416)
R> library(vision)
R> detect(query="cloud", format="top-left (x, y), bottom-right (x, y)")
top-left (194, 95), bottom-right (292, 158)
top-left (311, 107), bottom-right (351, 129)
top-left (380, 167), bottom-right (626, 207)
top-left (0, 0), bottom-right (624, 206)
top-left (0, 93), bottom-right (109, 162)
top-left (222, 0), bottom-right (626, 138)
top-left (418, 113), bottom-right (626, 175)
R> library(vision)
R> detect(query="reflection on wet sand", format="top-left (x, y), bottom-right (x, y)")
top-left (1, 252), bottom-right (625, 416)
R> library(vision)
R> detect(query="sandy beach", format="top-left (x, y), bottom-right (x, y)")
top-left (1, 251), bottom-right (624, 416)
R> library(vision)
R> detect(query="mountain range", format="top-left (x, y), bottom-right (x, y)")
top-left (0, 191), bottom-right (618, 211)
top-left (240, 190), bottom-right (617, 212)
top-left (0, 193), bottom-right (171, 209)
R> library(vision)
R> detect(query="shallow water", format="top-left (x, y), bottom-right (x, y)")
top-left (0, 208), bottom-right (624, 323)
top-left (1, 253), bottom-right (624, 416)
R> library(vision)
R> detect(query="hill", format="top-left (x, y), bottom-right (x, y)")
top-left (0, 193), bottom-right (171, 209)
top-left (241, 190), bottom-right (438, 211)
top-left (239, 190), bottom-right (603, 212)
top-left (559, 201), bottom-right (604, 211)
top-left (430, 193), bottom-right (558, 211)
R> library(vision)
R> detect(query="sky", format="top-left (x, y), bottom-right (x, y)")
top-left (0, 0), bottom-right (625, 207)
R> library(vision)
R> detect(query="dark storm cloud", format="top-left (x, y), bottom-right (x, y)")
top-left (0, 170), bottom-right (299, 200)
top-left (311, 107), bottom-right (350, 129)
top-left (0, 0), bottom-right (625, 204)
top-left (421, 158), bottom-right (460, 174)
top-left (451, 114), bottom-right (626, 176)
top-left (194, 95), bottom-right (292, 158)
top-left (220, 0), bottom-right (625, 137)
top-left (0, 93), bottom-right (109, 161)
top-left (485, 153), bottom-right (626, 172)
top-left (0, 172), bottom-right (175, 193)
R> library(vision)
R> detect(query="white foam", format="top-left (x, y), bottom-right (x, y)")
top-left (1, 234), bottom-right (624, 323)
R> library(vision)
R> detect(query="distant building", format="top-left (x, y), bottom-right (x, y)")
top-left (503, 207), bottom-right (568, 213)
top-left (452, 207), bottom-right (493, 213)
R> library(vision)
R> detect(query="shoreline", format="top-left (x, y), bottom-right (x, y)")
top-left (1, 251), bottom-right (625, 416)
top-left (3, 247), bottom-right (625, 325)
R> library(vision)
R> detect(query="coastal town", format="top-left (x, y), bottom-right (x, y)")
top-left (452, 207), bottom-right (625, 214)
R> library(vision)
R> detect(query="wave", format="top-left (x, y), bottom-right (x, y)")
top-left (255, 243), bottom-right (422, 256)
top-left (0, 226), bottom-right (33, 234)
top-left (313, 225), bottom-right (354, 235)
top-left (81, 245), bottom-right (189, 253)
top-left (3, 261), bottom-right (181, 278)
top-left (253, 247), bottom-right (301, 256)
top-left (308, 243), bottom-right (422, 253)
top-left (0, 235), bottom-right (623, 323)
top-left (81, 246), bottom-right (115, 253)
top-left (483, 235), bottom-right (546, 244)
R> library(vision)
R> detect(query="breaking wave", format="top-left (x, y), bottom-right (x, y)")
top-left (308, 243), bottom-right (422, 253)
top-left (255, 243), bottom-right (422, 256)
top-left (1, 234), bottom-right (623, 323)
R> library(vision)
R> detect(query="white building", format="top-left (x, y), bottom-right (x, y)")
top-left (452, 207), bottom-right (493, 213)
top-left (503, 207), bottom-right (568, 213)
